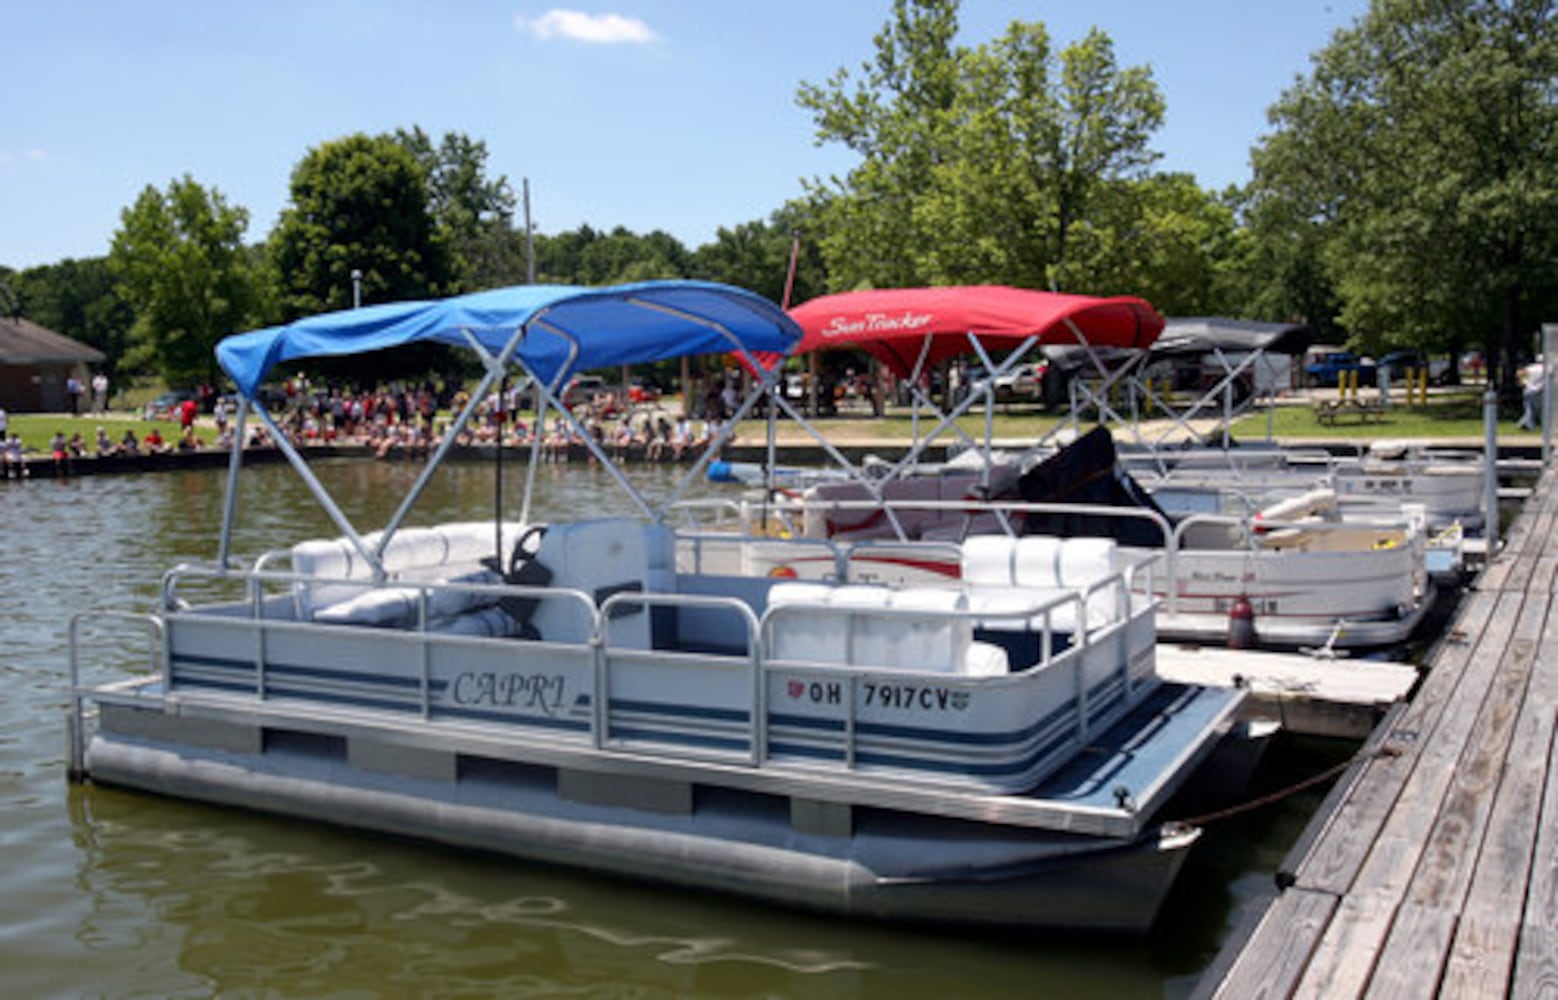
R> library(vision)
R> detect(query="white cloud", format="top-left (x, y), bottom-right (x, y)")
top-left (515, 9), bottom-right (657, 44)
top-left (0, 149), bottom-right (47, 166)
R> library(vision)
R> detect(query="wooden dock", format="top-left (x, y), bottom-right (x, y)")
top-left (1155, 645), bottom-right (1418, 740)
top-left (1193, 461), bottom-right (1558, 999)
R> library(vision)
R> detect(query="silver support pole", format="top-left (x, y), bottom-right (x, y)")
top-left (1543, 323), bottom-right (1556, 466)
top-left (253, 404), bottom-right (380, 575)
top-left (1483, 388), bottom-right (1499, 552)
top-left (216, 396), bottom-right (250, 568)
top-left (523, 178), bottom-right (535, 285)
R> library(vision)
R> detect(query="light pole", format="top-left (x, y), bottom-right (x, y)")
top-left (351, 269), bottom-right (362, 309)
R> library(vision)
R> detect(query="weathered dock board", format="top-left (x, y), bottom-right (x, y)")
top-left (1155, 645), bottom-right (1418, 739)
top-left (1194, 462), bottom-right (1558, 999)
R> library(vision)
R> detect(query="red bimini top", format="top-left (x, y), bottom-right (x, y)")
top-left (785, 285), bottom-right (1163, 375)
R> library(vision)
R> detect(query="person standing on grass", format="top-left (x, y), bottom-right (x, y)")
top-left (66, 375), bottom-right (83, 415)
top-left (1518, 357), bottom-right (1546, 431)
top-left (91, 372), bottom-right (109, 413)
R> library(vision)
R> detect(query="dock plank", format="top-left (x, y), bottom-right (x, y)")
top-left (1291, 892), bottom-right (1397, 1000)
top-left (1360, 901), bottom-right (1458, 999)
top-left (1202, 887), bottom-right (1338, 1000)
top-left (1153, 646), bottom-right (1416, 739)
top-left (1514, 924), bottom-right (1558, 1000)
top-left (1406, 594), bottom-right (1545, 912)
top-left (1442, 561), bottom-right (1558, 997)
top-left (1295, 590), bottom-right (1519, 897)
top-left (1511, 605), bottom-right (1558, 999)
top-left (1439, 711), bottom-right (1556, 997)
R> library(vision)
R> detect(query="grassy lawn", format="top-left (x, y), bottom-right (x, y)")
top-left (1229, 390), bottom-right (1527, 440)
top-left (729, 389), bottom-right (1531, 445)
top-left (5, 412), bottom-right (188, 451)
top-left (3, 387), bottom-right (1532, 453)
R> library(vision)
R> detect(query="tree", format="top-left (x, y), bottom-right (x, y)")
top-left (394, 127), bottom-right (522, 290)
top-left (1074, 174), bottom-right (1241, 315)
top-left (10, 257), bottom-right (134, 382)
top-left (1248, 0), bottom-right (1557, 388)
top-left (796, 0), bottom-right (963, 290)
top-left (797, 1), bottom-right (1166, 294)
top-left (690, 203), bottom-right (829, 306)
top-left (533, 225), bottom-right (691, 285)
top-left (109, 176), bottom-right (259, 386)
top-left (269, 133), bottom-right (454, 319)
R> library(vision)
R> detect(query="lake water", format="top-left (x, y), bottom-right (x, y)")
top-left (1, 459), bottom-right (1343, 998)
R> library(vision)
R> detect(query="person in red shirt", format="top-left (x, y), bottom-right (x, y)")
top-left (179, 397), bottom-right (198, 431)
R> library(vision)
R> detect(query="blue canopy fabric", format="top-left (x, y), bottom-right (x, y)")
top-left (216, 281), bottom-right (802, 397)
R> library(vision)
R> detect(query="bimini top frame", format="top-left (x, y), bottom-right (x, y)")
top-left (213, 280), bottom-right (802, 572)
top-left (759, 285), bottom-right (1163, 512)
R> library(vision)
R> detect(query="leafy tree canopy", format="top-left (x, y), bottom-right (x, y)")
top-left (1249, 0), bottom-right (1557, 386)
top-left (269, 133), bottom-right (454, 319)
top-left (394, 127), bottom-right (521, 291)
top-left (109, 175), bottom-right (258, 386)
top-left (797, 0), bottom-right (1169, 296)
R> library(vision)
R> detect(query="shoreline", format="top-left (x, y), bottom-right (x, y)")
top-left (2, 431), bottom-right (1545, 482)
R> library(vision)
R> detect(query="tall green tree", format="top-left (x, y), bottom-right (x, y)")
top-left (1074, 174), bottom-right (1241, 315)
top-left (1249, 0), bottom-right (1557, 387)
top-left (109, 176), bottom-right (258, 386)
top-left (796, 0), bottom-right (961, 290)
top-left (691, 203), bottom-right (829, 307)
top-left (394, 127), bottom-right (522, 290)
top-left (797, 0), bottom-right (1166, 295)
top-left (270, 133), bottom-right (454, 319)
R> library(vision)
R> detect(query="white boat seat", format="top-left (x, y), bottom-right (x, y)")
top-left (292, 522), bottom-right (528, 623)
top-left (959, 535), bottom-right (1123, 633)
top-left (291, 538), bottom-right (369, 619)
top-left (766, 582), bottom-right (1007, 676)
top-left (527, 518), bottom-right (675, 648)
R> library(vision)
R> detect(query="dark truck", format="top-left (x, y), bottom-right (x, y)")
top-left (1304, 350), bottom-right (1377, 388)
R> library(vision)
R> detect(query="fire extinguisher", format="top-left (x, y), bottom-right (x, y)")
top-left (1227, 595), bottom-right (1255, 649)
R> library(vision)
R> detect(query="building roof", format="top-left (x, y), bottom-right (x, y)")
top-left (0, 315), bottom-right (106, 365)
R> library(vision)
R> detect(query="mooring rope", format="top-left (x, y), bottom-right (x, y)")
top-left (1172, 744), bottom-right (1399, 828)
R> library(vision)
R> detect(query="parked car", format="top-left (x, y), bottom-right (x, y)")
top-left (1304, 351), bottom-right (1377, 389)
top-left (1379, 350), bottom-right (1453, 385)
top-left (990, 361), bottom-right (1048, 400)
top-left (561, 374), bottom-right (624, 415)
top-left (143, 388), bottom-right (197, 420)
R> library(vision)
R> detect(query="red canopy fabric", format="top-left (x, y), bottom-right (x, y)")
top-left (784, 285), bottom-right (1163, 375)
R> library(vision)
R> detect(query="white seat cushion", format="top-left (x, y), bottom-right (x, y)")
top-left (961, 640), bottom-right (1010, 677)
top-left (961, 535), bottom-right (1015, 587)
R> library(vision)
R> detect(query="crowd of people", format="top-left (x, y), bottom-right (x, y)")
top-left (258, 373), bottom-right (730, 465)
top-left (2, 370), bottom-right (739, 478)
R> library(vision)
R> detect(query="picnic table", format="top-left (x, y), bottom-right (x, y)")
top-left (1313, 394), bottom-right (1386, 425)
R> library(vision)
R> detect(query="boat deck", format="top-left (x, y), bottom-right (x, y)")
top-left (1193, 460), bottom-right (1558, 998)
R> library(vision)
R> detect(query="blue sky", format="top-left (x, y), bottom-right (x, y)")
top-left (2, 1), bottom-right (1368, 270)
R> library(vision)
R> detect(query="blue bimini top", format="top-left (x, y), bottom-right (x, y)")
top-left (216, 280), bottom-right (802, 397)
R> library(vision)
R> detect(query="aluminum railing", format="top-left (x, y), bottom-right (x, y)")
top-left (141, 555), bottom-right (1151, 779)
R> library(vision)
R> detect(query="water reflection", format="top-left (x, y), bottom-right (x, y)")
top-left (66, 783), bottom-right (1170, 999)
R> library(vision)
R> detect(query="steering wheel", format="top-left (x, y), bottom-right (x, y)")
top-left (509, 524), bottom-right (548, 576)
